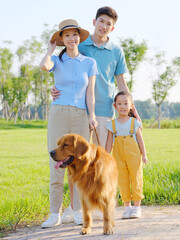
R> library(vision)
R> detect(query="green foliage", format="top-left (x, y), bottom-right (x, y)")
top-left (151, 52), bottom-right (177, 128)
top-left (0, 125), bottom-right (179, 234)
top-left (152, 66), bottom-right (176, 106)
top-left (119, 38), bottom-right (148, 91)
top-left (172, 56), bottom-right (180, 74)
top-left (0, 128), bottom-right (69, 234)
top-left (0, 119), bottom-right (48, 129)
top-left (0, 48), bottom-right (14, 99)
top-left (142, 118), bottom-right (180, 129)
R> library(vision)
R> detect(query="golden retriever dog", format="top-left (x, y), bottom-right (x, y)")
top-left (50, 133), bottom-right (118, 235)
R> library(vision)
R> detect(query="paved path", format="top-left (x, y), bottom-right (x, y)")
top-left (3, 206), bottom-right (180, 240)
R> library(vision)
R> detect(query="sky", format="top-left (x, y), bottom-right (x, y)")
top-left (0, 0), bottom-right (180, 102)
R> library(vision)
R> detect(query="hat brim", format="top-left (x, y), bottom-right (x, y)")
top-left (50, 27), bottom-right (89, 46)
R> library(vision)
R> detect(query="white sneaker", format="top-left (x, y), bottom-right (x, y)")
top-left (122, 206), bottom-right (132, 219)
top-left (74, 211), bottom-right (83, 225)
top-left (61, 205), bottom-right (74, 224)
top-left (130, 206), bottom-right (141, 218)
top-left (93, 210), bottom-right (103, 220)
top-left (41, 213), bottom-right (61, 228)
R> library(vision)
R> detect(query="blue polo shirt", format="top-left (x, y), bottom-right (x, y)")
top-left (78, 36), bottom-right (127, 117)
top-left (50, 52), bottom-right (98, 109)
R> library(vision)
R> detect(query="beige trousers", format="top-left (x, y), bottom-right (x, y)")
top-left (47, 105), bottom-right (89, 214)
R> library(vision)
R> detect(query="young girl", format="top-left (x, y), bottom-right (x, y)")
top-left (40, 19), bottom-right (98, 228)
top-left (105, 91), bottom-right (148, 219)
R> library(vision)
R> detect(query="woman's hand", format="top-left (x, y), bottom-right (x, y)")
top-left (51, 86), bottom-right (61, 101)
top-left (40, 40), bottom-right (56, 71)
top-left (48, 40), bottom-right (56, 54)
top-left (89, 115), bottom-right (98, 129)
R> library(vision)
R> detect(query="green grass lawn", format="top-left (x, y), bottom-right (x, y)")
top-left (0, 123), bottom-right (179, 234)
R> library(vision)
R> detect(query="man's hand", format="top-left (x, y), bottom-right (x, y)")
top-left (132, 106), bottom-right (141, 122)
top-left (51, 86), bottom-right (61, 101)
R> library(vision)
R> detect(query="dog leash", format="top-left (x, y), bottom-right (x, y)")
top-left (89, 127), bottom-right (101, 146)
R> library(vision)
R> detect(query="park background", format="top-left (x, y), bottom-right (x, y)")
top-left (0, 0), bottom-right (180, 237)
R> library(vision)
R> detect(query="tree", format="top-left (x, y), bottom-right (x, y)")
top-left (134, 99), bottom-right (157, 119)
top-left (0, 48), bottom-right (13, 120)
top-left (169, 102), bottom-right (180, 118)
top-left (152, 53), bottom-right (177, 128)
top-left (119, 38), bottom-right (147, 92)
top-left (10, 65), bottom-right (32, 123)
top-left (172, 56), bottom-right (180, 75)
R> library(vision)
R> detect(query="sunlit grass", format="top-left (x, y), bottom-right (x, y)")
top-left (0, 122), bottom-right (179, 234)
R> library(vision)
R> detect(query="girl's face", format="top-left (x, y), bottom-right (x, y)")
top-left (60, 29), bottom-right (80, 50)
top-left (114, 95), bottom-right (133, 117)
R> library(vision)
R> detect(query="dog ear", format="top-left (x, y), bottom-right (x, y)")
top-left (57, 138), bottom-right (61, 146)
top-left (74, 135), bottom-right (89, 159)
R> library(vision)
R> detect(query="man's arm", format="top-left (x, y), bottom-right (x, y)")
top-left (116, 74), bottom-right (129, 92)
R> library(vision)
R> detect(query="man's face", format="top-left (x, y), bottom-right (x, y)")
top-left (93, 14), bottom-right (114, 38)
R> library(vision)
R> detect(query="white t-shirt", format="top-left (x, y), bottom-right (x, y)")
top-left (106, 117), bottom-right (142, 142)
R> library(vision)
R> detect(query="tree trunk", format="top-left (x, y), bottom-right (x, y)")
top-left (14, 112), bottom-right (18, 124)
top-left (158, 104), bottom-right (161, 129)
top-left (3, 100), bottom-right (9, 121)
top-left (129, 74), bottom-right (133, 92)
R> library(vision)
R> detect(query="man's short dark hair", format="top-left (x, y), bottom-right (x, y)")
top-left (95, 6), bottom-right (118, 23)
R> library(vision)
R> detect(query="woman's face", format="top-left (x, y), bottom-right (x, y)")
top-left (60, 29), bottom-right (80, 50)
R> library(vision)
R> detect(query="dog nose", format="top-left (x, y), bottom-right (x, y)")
top-left (50, 150), bottom-right (56, 158)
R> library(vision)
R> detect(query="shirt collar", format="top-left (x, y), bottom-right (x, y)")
top-left (62, 52), bottom-right (83, 62)
top-left (84, 35), bottom-right (114, 50)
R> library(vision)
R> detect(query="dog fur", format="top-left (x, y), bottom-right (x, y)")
top-left (50, 133), bottom-right (118, 235)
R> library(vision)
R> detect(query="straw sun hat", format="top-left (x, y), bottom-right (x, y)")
top-left (50, 19), bottom-right (90, 46)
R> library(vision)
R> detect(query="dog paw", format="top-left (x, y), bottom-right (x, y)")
top-left (80, 227), bottom-right (91, 235)
top-left (103, 227), bottom-right (113, 235)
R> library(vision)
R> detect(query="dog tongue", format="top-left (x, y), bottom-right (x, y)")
top-left (55, 161), bottom-right (63, 169)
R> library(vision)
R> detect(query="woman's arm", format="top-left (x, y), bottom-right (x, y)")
top-left (40, 41), bottom-right (56, 71)
top-left (105, 130), bottom-right (113, 153)
top-left (136, 128), bottom-right (148, 164)
top-left (86, 75), bottom-right (97, 128)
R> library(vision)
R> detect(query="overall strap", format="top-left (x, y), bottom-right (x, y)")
top-left (112, 119), bottom-right (117, 134)
top-left (130, 118), bottom-right (135, 134)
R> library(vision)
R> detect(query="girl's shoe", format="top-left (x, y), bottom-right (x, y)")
top-left (122, 206), bottom-right (132, 219)
top-left (130, 206), bottom-right (141, 218)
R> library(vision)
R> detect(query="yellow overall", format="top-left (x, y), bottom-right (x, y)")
top-left (112, 118), bottom-right (144, 203)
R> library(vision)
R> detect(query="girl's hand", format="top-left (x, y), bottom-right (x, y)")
top-left (142, 156), bottom-right (148, 164)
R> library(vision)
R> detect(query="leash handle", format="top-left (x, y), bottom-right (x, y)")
top-left (89, 127), bottom-right (100, 146)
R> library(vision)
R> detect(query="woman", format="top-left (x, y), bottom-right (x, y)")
top-left (40, 19), bottom-right (98, 228)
